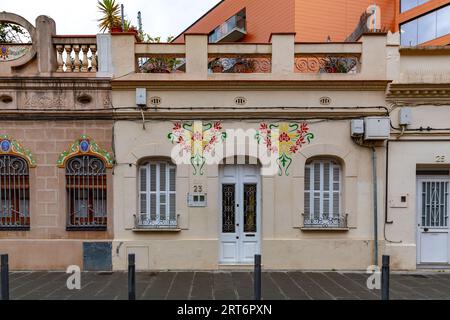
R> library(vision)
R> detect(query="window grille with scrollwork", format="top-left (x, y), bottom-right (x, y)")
top-left (0, 155), bottom-right (30, 229)
top-left (66, 155), bottom-right (107, 230)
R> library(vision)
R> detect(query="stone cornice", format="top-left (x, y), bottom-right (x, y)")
top-left (111, 80), bottom-right (391, 91)
top-left (0, 109), bottom-right (387, 121)
top-left (0, 77), bottom-right (111, 91)
top-left (387, 83), bottom-right (450, 105)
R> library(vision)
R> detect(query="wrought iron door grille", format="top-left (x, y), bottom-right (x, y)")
top-left (421, 181), bottom-right (449, 228)
top-left (66, 156), bottom-right (107, 230)
top-left (0, 155), bottom-right (30, 229)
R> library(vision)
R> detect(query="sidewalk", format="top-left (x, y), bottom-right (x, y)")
top-left (9, 271), bottom-right (450, 300)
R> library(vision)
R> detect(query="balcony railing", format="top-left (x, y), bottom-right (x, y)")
top-left (294, 55), bottom-right (360, 74)
top-left (134, 213), bottom-right (179, 230)
top-left (208, 55), bottom-right (271, 73)
top-left (53, 36), bottom-right (98, 73)
top-left (302, 214), bottom-right (348, 229)
top-left (126, 34), bottom-right (386, 80)
top-left (137, 55), bottom-right (186, 73)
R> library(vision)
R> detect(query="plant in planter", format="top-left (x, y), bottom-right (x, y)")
top-left (233, 57), bottom-right (255, 73)
top-left (209, 58), bottom-right (224, 73)
top-left (97, 0), bottom-right (121, 33)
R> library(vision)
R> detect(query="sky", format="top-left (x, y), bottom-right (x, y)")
top-left (1, 0), bottom-right (222, 40)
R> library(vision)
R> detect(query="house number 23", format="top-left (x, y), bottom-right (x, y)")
top-left (193, 185), bottom-right (203, 193)
top-left (435, 155), bottom-right (446, 163)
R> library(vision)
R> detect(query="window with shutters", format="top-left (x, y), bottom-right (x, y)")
top-left (303, 159), bottom-right (347, 228)
top-left (137, 161), bottom-right (177, 229)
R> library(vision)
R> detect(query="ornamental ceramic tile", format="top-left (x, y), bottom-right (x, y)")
top-left (57, 135), bottom-right (113, 168)
top-left (168, 121), bottom-right (227, 175)
top-left (255, 122), bottom-right (314, 176)
top-left (0, 135), bottom-right (36, 167)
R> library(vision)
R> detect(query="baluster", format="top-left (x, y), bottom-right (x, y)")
top-left (56, 45), bottom-right (64, 72)
top-left (80, 45), bottom-right (89, 72)
top-left (90, 45), bottom-right (97, 72)
top-left (73, 45), bottom-right (81, 72)
top-left (64, 45), bottom-right (73, 72)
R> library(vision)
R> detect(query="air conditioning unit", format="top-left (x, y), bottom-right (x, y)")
top-left (364, 117), bottom-right (390, 140)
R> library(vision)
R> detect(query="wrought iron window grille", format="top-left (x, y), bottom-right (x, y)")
top-left (302, 213), bottom-right (348, 229)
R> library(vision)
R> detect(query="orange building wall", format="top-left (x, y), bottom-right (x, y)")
top-left (173, 0), bottom-right (295, 43)
top-left (174, 0), bottom-right (448, 44)
top-left (294, 0), bottom-right (396, 42)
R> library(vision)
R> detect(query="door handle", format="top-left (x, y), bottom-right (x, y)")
top-left (236, 236), bottom-right (239, 239)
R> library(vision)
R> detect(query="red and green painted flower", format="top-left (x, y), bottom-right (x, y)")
top-left (255, 122), bottom-right (314, 176)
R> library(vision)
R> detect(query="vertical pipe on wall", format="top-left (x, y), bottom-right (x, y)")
top-left (372, 147), bottom-right (379, 266)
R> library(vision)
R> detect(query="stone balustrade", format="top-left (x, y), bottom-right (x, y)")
top-left (118, 33), bottom-right (388, 80)
top-left (53, 36), bottom-right (98, 73)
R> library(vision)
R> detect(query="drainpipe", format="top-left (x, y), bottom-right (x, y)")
top-left (372, 146), bottom-right (378, 266)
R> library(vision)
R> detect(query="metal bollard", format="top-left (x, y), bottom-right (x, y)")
top-left (254, 254), bottom-right (261, 301)
top-left (1, 254), bottom-right (9, 300)
top-left (128, 253), bottom-right (136, 300)
top-left (381, 255), bottom-right (390, 300)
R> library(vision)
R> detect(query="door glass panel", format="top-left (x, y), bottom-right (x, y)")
top-left (222, 184), bottom-right (235, 233)
top-left (243, 184), bottom-right (257, 233)
top-left (422, 181), bottom-right (448, 227)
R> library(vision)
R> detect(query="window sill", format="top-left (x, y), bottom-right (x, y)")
top-left (300, 227), bottom-right (349, 232)
top-left (0, 226), bottom-right (30, 231)
top-left (132, 227), bottom-right (181, 232)
top-left (66, 226), bottom-right (107, 231)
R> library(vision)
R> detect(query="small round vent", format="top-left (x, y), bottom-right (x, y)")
top-left (319, 97), bottom-right (331, 105)
top-left (150, 96), bottom-right (162, 106)
top-left (77, 94), bottom-right (92, 104)
top-left (0, 94), bottom-right (13, 103)
top-left (235, 97), bottom-right (247, 106)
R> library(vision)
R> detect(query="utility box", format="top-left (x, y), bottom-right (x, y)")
top-left (136, 88), bottom-right (147, 107)
top-left (364, 117), bottom-right (390, 140)
top-left (399, 107), bottom-right (412, 126)
top-left (351, 119), bottom-right (364, 137)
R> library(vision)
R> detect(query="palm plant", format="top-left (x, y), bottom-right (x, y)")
top-left (97, 0), bottom-right (122, 33)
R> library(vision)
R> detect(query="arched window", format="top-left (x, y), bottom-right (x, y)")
top-left (66, 155), bottom-right (107, 229)
top-left (138, 161), bottom-right (177, 229)
top-left (304, 159), bottom-right (345, 228)
top-left (0, 155), bottom-right (30, 229)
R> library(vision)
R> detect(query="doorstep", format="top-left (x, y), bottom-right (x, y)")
top-left (218, 264), bottom-right (256, 271)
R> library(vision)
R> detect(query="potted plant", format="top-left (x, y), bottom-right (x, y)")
top-left (97, 0), bottom-right (121, 33)
top-left (209, 59), bottom-right (224, 73)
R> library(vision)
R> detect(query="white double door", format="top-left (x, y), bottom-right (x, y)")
top-left (219, 165), bottom-right (261, 264)
top-left (417, 177), bottom-right (450, 265)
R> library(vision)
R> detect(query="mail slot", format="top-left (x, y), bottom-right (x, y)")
top-left (246, 234), bottom-right (255, 237)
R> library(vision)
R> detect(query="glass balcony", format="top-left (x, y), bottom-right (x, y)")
top-left (209, 9), bottom-right (246, 43)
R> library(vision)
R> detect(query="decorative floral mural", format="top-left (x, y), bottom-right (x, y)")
top-left (255, 122), bottom-right (314, 176)
top-left (0, 135), bottom-right (36, 167)
top-left (168, 121), bottom-right (227, 175)
top-left (57, 135), bottom-right (113, 168)
top-left (0, 45), bottom-right (29, 61)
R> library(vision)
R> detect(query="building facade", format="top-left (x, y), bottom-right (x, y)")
top-left (0, 12), bottom-right (114, 270)
top-left (1, 3), bottom-right (450, 271)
